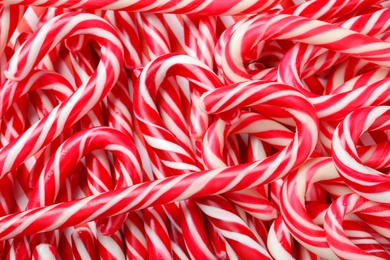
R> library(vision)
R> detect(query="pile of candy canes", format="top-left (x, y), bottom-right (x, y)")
top-left (1, 0), bottom-right (390, 259)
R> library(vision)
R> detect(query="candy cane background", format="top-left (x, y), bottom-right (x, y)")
top-left (0, 0), bottom-right (390, 258)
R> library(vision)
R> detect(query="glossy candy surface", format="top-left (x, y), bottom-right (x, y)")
top-left (1, 0), bottom-right (390, 259)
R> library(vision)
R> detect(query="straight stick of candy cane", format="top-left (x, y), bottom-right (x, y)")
top-left (105, 11), bottom-right (142, 69)
top-left (0, 5), bottom-right (25, 55)
top-left (71, 227), bottom-right (98, 259)
top-left (182, 15), bottom-right (215, 138)
top-left (32, 244), bottom-right (58, 260)
top-left (0, 0), bottom-right (282, 15)
top-left (136, 12), bottom-right (171, 61)
top-left (280, 0), bottom-right (383, 22)
top-left (0, 12), bottom-right (123, 179)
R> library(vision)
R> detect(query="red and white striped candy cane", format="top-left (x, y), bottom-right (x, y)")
top-left (279, 7), bottom-right (390, 94)
top-left (215, 0), bottom-right (378, 84)
top-left (67, 43), bottom-right (127, 248)
top-left (280, 157), bottom-right (343, 259)
top-left (277, 9), bottom-right (390, 97)
top-left (182, 15), bottom-right (216, 139)
top-left (246, 135), bottom-right (270, 198)
top-left (281, 0), bottom-right (383, 22)
top-left (182, 15), bottom-right (216, 68)
top-left (332, 106), bottom-right (390, 203)
top-left (26, 127), bottom-right (143, 257)
top-left (222, 9), bottom-right (390, 85)
top-left (0, 0), bottom-right (282, 15)
top-left (32, 244), bottom-right (58, 260)
top-left (308, 201), bottom-right (390, 258)
top-left (135, 53), bottom-right (273, 258)
top-left (0, 70), bottom-right (78, 192)
top-left (137, 12), bottom-right (171, 61)
top-left (132, 72), bottom-right (190, 259)
top-left (203, 112), bottom-right (289, 219)
top-left (0, 12), bottom-right (123, 179)
top-left (135, 71), bottom-right (316, 254)
top-left (123, 211), bottom-right (148, 259)
top-left (0, 69), bottom-right (75, 258)
top-left (0, 81), bottom-right (317, 244)
top-left (134, 54), bottom-right (220, 259)
top-left (267, 215), bottom-right (295, 259)
top-left (0, 5), bottom-right (25, 55)
top-left (324, 193), bottom-right (390, 259)
top-left (27, 126), bottom-right (143, 210)
top-left (71, 227), bottom-right (98, 260)
top-left (0, 46), bottom-right (13, 85)
top-left (0, 96), bottom-right (28, 259)
top-left (105, 10), bottom-right (142, 69)
top-left (196, 195), bottom-right (271, 258)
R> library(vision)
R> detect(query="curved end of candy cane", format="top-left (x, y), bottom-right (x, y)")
top-left (197, 91), bottom-right (210, 114)
top-left (4, 59), bottom-right (22, 81)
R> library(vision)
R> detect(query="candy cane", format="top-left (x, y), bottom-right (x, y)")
top-left (332, 106), bottom-right (390, 203)
top-left (324, 193), bottom-right (390, 259)
top-left (0, 95), bottom-right (28, 259)
top-left (281, 0), bottom-right (383, 22)
top-left (325, 59), bottom-right (389, 94)
top-left (0, 12), bottom-right (123, 180)
top-left (308, 200), bottom-right (390, 257)
top-left (0, 0), bottom-right (282, 15)
top-left (28, 126), bottom-right (143, 244)
top-left (132, 70), bottom-right (191, 258)
top-left (123, 211), bottom-right (148, 259)
top-left (275, 8), bottom-right (390, 112)
top-left (67, 44), bottom-right (126, 239)
top-left (280, 157), bottom-right (342, 259)
top-left (0, 70), bottom-right (76, 188)
top-left (246, 136), bottom-right (270, 198)
top-left (267, 215), bottom-right (295, 260)
top-left (221, 9), bottom-right (390, 84)
top-left (135, 54), bottom-right (274, 258)
top-left (32, 244), bottom-right (58, 260)
top-left (0, 77), bottom-right (317, 243)
top-left (0, 5), bottom-right (25, 55)
top-left (133, 56), bottom-right (218, 258)
top-left (203, 112), bottom-right (289, 220)
top-left (195, 195), bottom-right (271, 258)
top-left (104, 10), bottom-right (142, 69)
top-left (162, 14), bottom-right (186, 54)
top-left (182, 15), bottom-right (215, 138)
top-left (216, 0), bottom-right (379, 84)
top-left (136, 12), bottom-right (171, 61)
top-left (71, 227), bottom-right (98, 260)
top-left (0, 69), bottom-right (77, 258)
